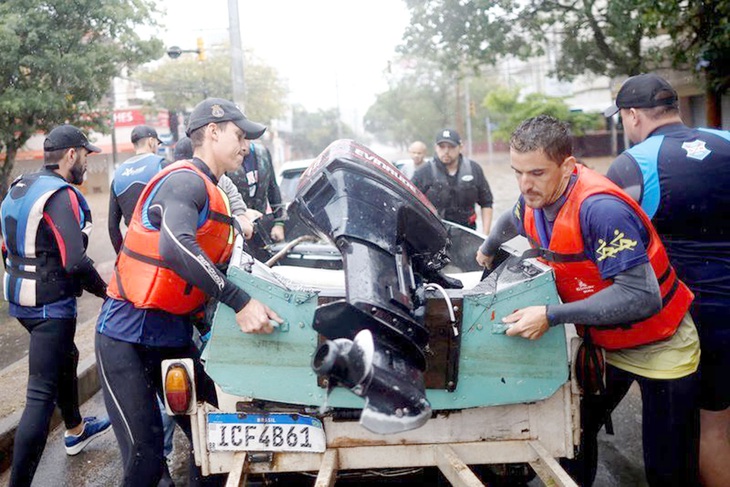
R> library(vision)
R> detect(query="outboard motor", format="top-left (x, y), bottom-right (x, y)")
top-left (289, 139), bottom-right (457, 434)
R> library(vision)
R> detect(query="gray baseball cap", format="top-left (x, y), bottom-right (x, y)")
top-left (185, 98), bottom-right (266, 139)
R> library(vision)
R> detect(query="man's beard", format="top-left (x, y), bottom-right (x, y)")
top-left (69, 154), bottom-right (86, 185)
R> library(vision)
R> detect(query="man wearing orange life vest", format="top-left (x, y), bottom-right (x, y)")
top-left (96, 98), bottom-right (282, 486)
top-left (475, 115), bottom-right (700, 486)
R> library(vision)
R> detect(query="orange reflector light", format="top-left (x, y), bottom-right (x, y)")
top-left (165, 363), bottom-right (193, 414)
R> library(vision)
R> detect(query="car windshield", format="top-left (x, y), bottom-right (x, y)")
top-left (279, 168), bottom-right (304, 204)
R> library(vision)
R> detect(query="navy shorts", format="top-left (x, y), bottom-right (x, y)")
top-left (691, 303), bottom-right (730, 411)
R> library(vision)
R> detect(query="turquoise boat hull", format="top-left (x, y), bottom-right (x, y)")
top-left (202, 258), bottom-right (568, 411)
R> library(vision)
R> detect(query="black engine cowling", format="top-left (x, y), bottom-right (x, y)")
top-left (290, 139), bottom-right (457, 434)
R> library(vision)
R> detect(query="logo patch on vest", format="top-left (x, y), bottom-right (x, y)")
top-left (122, 166), bottom-right (145, 177)
top-left (575, 279), bottom-right (596, 295)
top-left (461, 174), bottom-right (474, 182)
top-left (681, 140), bottom-right (711, 161)
top-left (595, 229), bottom-right (637, 262)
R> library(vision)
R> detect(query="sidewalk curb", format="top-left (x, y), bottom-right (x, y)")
top-left (0, 347), bottom-right (101, 473)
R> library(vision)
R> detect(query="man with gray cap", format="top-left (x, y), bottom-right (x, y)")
top-left (1, 125), bottom-right (110, 486)
top-left (96, 98), bottom-right (281, 486)
top-left (605, 73), bottom-right (730, 487)
top-left (412, 128), bottom-right (493, 232)
top-left (107, 124), bottom-right (167, 253)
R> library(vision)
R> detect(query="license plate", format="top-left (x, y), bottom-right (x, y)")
top-left (207, 413), bottom-right (326, 453)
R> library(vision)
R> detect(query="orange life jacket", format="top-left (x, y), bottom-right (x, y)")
top-left (523, 164), bottom-right (693, 350)
top-left (107, 161), bottom-right (235, 315)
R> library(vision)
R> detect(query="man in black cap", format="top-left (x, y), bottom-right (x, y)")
top-left (96, 98), bottom-right (281, 486)
top-left (107, 124), bottom-right (167, 253)
top-left (1, 124), bottom-right (111, 486)
top-left (605, 73), bottom-right (730, 486)
top-left (412, 128), bottom-right (493, 232)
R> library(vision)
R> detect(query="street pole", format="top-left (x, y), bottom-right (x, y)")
top-left (464, 78), bottom-right (473, 159)
top-left (485, 116), bottom-right (493, 161)
top-left (228, 0), bottom-right (246, 110)
top-left (108, 78), bottom-right (118, 187)
top-left (335, 74), bottom-right (342, 139)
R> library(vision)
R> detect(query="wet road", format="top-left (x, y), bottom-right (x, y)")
top-left (0, 387), bottom-right (646, 487)
top-left (0, 391), bottom-right (195, 487)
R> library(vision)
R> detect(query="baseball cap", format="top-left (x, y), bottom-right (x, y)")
top-left (603, 74), bottom-right (678, 118)
top-left (185, 98), bottom-right (266, 139)
top-left (43, 125), bottom-right (101, 153)
top-left (131, 125), bottom-right (162, 144)
top-left (173, 136), bottom-right (194, 161)
top-left (436, 128), bottom-right (461, 146)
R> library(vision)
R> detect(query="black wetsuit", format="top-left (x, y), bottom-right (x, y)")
top-left (97, 158), bottom-right (246, 486)
top-left (1, 170), bottom-right (106, 487)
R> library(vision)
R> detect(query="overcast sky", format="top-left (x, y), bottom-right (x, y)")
top-left (156, 0), bottom-right (411, 128)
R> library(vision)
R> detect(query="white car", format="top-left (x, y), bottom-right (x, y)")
top-left (276, 158), bottom-right (315, 204)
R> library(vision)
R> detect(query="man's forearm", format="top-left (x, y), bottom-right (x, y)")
top-left (479, 210), bottom-right (519, 255)
top-left (218, 174), bottom-right (248, 216)
top-left (480, 207), bottom-right (493, 235)
top-left (108, 194), bottom-right (124, 253)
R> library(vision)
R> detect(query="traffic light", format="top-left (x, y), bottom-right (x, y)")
top-left (469, 100), bottom-right (476, 116)
top-left (197, 37), bottom-right (205, 61)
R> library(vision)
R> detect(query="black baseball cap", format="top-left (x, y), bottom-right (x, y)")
top-left (131, 125), bottom-right (162, 144)
top-left (436, 128), bottom-right (461, 146)
top-left (43, 125), bottom-right (101, 153)
top-left (173, 136), bottom-right (194, 161)
top-left (185, 98), bottom-right (266, 139)
top-left (603, 74), bottom-right (678, 117)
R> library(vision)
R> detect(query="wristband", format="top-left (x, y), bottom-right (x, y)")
top-left (546, 305), bottom-right (559, 327)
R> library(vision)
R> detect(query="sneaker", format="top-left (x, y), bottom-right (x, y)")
top-left (64, 416), bottom-right (112, 455)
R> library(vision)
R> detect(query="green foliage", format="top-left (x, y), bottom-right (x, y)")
top-left (363, 59), bottom-right (461, 147)
top-left (289, 105), bottom-right (355, 159)
top-left (0, 0), bottom-right (163, 195)
top-left (136, 47), bottom-right (288, 126)
top-left (568, 111), bottom-right (605, 135)
top-left (657, 1), bottom-right (730, 93)
top-left (483, 88), bottom-right (602, 142)
top-left (401, 0), bottom-right (730, 93)
top-left (400, 0), bottom-right (663, 81)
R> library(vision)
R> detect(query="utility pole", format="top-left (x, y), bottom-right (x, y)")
top-left (464, 78), bottom-right (473, 159)
top-left (228, 0), bottom-right (246, 110)
top-left (108, 78), bottom-right (118, 187)
top-left (485, 116), bottom-right (493, 161)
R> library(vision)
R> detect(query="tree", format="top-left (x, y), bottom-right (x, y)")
top-left (0, 0), bottom-right (163, 196)
top-left (136, 47), bottom-right (288, 127)
top-left (400, 1), bottom-right (730, 124)
top-left (400, 1), bottom-right (667, 79)
top-left (289, 105), bottom-right (355, 159)
top-left (483, 88), bottom-right (603, 142)
top-left (657, 1), bottom-right (730, 126)
top-left (364, 59), bottom-right (462, 147)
